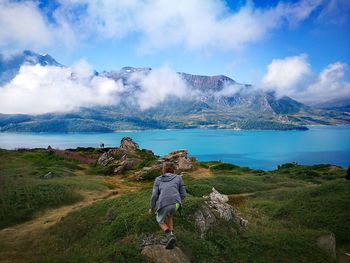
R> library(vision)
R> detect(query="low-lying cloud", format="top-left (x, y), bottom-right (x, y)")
top-left (129, 66), bottom-right (190, 110)
top-left (0, 61), bottom-right (125, 114)
top-left (260, 54), bottom-right (350, 104)
top-left (0, 62), bottom-right (193, 114)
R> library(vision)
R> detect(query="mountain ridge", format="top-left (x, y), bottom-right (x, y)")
top-left (0, 50), bottom-right (349, 132)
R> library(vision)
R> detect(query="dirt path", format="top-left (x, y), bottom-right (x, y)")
top-left (0, 176), bottom-right (142, 262)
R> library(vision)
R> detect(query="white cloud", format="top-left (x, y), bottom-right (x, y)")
top-left (0, 61), bottom-right (196, 114)
top-left (300, 62), bottom-right (350, 104)
top-left (0, 0), bottom-right (75, 52)
top-left (53, 0), bottom-right (321, 52)
top-left (260, 54), bottom-right (350, 104)
top-left (0, 0), bottom-right (324, 53)
top-left (0, 1), bottom-right (52, 50)
top-left (0, 62), bottom-right (125, 114)
top-left (215, 83), bottom-right (242, 97)
top-left (129, 66), bottom-right (189, 110)
top-left (261, 54), bottom-right (312, 97)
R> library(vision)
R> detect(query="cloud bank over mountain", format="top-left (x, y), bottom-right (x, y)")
top-left (260, 54), bottom-right (350, 104)
top-left (0, 61), bottom-right (124, 114)
top-left (0, 61), bottom-right (192, 114)
top-left (1, 50), bottom-right (349, 115)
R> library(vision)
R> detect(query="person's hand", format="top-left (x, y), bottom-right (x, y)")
top-left (148, 208), bottom-right (152, 215)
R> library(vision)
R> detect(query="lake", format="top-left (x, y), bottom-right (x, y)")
top-left (0, 126), bottom-right (349, 170)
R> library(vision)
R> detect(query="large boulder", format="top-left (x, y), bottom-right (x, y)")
top-left (97, 138), bottom-right (194, 178)
top-left (96, 137), bottom-right (148, 175)
top-left (161, 150), bottom-right (192, 171)
top-left (140, 234), bottom-right (191, 263)
top-left (134, 150), bottom-right (193, 180)
top-left (141, 245), bottom-right (190, 263)
top-left (194, 188), bottom-right (248, 239)
top-left (120, 137), bottom-right (139, 152)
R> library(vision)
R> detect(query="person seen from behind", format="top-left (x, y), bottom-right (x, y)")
top-left (149, 162), bottom-right (186, 249)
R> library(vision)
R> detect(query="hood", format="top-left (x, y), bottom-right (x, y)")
top-left (158, 173), bottom-right (177, 182)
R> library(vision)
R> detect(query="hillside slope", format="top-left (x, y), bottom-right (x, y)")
top-left (0, 143), bottom-right (349, 262)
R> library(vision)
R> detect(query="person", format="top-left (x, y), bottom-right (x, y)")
top-left (149, 162), bottom-right (186, 249)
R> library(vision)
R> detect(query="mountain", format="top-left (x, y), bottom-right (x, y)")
top-left (0, 51), bottom-right (349, 132)
top-left (313, 97), bottom-right (350, 112)
top-left (0, 50), bottom-right (61, 85)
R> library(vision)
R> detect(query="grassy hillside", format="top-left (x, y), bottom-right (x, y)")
top-left (0, 149), bottom-right (113, 229)
top-left (0, 148), bottom-right (349, 262)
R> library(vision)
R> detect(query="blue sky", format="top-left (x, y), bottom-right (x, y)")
top-left (0, 0), bottom-right (350, 114)
top-left (0, 0), bottom-right (348, 83)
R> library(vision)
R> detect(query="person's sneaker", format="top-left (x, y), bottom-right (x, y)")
top-left (160, 232), bottom-right (172, 245)
top-left (165, 234), bottom-right (176, 249)
top-left (160, 236), bottom-right (168, 245)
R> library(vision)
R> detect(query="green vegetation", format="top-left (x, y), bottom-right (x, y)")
top-left (0, 150), bottom-right (348, 262)
top-left (0, 149), bottom-right (112, 229)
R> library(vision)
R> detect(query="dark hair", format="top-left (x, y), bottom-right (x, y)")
top-left (162, 162), bottom-right (176, 174)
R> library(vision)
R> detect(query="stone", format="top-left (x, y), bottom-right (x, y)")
top-left (141, 245), bottom-right (190, 263)
top-left (317, 233), bottom-right (336, 259)
top-left (98, 155), bottom-right (115, 166)
top-left (204, 188), bottom-right (232, 221)
top-left (120, 137), bottom-right (139, 152)
top-left (161, 150), bottom-right (192, 171)
top-left (193, 205), bottom-right (216, 239)
top-left (193, 188), bottom-right (248, 239)
top-left (43, 172), bottom-right (53, 179)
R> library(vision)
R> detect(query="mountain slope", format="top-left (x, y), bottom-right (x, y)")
top-left (0, 51), bottom-right (349, 132)
top-left (0, 50), bottom-right (61, 85)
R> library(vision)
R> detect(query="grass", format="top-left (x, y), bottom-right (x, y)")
top-left (32, 189), bottom-right (203, 262)
top-left (30, 183), bottom-right (337, 263)
top-left (0, 149), bottom-right (113, 229)
top-left (274, 180), bottom-right (350, 244)
top-left (0, 150), bottom-right (348, 262)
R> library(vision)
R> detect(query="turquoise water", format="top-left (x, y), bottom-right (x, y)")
top-left (0, 126), bottom-right (349, 170)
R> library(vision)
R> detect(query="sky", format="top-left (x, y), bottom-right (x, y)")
top-left (0, 0), bottom-right (350, 114)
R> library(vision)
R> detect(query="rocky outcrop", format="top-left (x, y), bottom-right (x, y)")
top-left (140, 234), bottom-right (190, 263)
top-left (162, 150), bottom-right (192, 170)
top-left (97, 137), bottom-right (194, 177)
top-left (97, 137), bottom-right (150, 175)
top-left (134, 150), bottom-right (193, 180)
top-left (141, 245), bottom-right (190, 263)
top-left (317, 233), bottom-right (336, 259)
top-left (194, 188), bottom-right (248, 238)
top-left (120, 137), bottom-right (139, 152)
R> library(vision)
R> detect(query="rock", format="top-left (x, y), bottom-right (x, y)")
top-left (204, 188), bottom-right (232, 221)
top-left (98, 154), bottom-right (115, 166)
top-left (120, 137), bottom-right (139, 152)
top-left (141, 245), bottom-right (190, 263)
top-left (97, 138), bottom-right (193, 178)
top-left (140, 234), bottom-right (163, 247)
top-left (43, 172), bottom-right (53, 179)
top-left (193, 188), bottom-right (248, 238)
top-left (193, 205), bottom-right (216, 239)
top-left (317, 233), bottom-right (336, 259)
top-left (162, 150), bottom-right (192, 171)
top-left (97, 137), bottom-right (146, 175)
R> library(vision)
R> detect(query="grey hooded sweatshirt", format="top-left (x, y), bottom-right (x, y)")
top-left (150, 173), bottom-right (186, 211)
